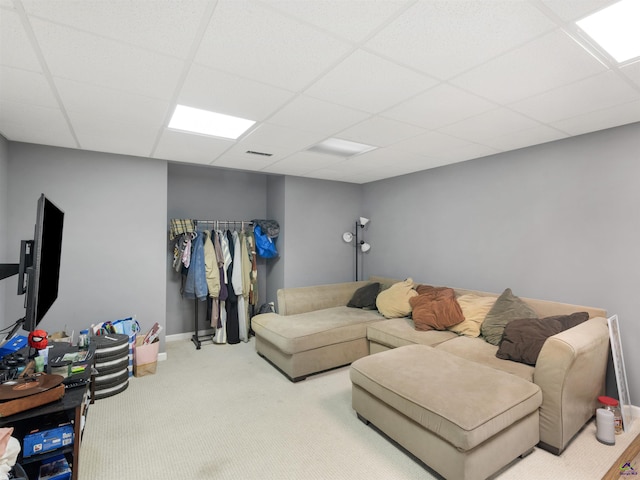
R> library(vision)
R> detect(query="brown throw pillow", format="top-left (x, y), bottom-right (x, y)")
top-left (480, 288), bottom-right (537, 345)
top-left (496, 312), bottom-right (589, 365)
top-left (410, 287), bottom-right (464, 331)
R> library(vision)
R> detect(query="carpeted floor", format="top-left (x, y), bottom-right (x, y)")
top-left (79, 338), bottom-right (639, 480)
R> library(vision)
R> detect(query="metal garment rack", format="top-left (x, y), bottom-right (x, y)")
top-left (189, 219), bottom-right (254, 350)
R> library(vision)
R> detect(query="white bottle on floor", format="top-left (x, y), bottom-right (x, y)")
top-left (596, 408), bottom-right (615, 445)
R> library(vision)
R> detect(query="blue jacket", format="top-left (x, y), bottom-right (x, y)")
top-left (184, 232), bottom-right (208, 301)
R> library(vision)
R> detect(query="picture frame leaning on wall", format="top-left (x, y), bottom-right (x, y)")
top-left (607, 315), bottom-right (634, 431)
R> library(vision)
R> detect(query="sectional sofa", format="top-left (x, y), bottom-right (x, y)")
top-left (251, 276), bottom-right (610, 477)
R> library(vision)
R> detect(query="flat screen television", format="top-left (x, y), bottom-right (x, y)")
top-left (1, 194), bottom-right (64, 345)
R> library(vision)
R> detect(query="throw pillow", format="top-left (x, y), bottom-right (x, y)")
top-left (496, 312), bottom-right (589, 365)
top-left (480, 288), bottom-right (537, 345)
top-left (347, 282), bottom-right (380, 309)
top-left (409, 287), bottom-right (464, 331)
top-left (448, 294), bottom-right (497, 337)
top-left (376, 278), bottom-right (418, 318)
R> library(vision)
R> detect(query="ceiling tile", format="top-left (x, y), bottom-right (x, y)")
top-left (451, 29), bottom-right (607, 104)
top-left (391, 130), bottom-right (474, 157)
top-left (268, 95), bottom-right (370, 136)
top-left (0, 66), bottom-right (58, 107)
top-left (365, 0), bottom-right (556, 80)
top-left (195, 0), bottom-right (353, 91)
top-left (21, 0), bottom-right (211, 59)
top-left (0, 100), bottom-right (76, 147)
top-left (434, 143), bottom-right (501, 163)
top-left (0, 9), bottom-right (42, 71)
top-left (336, 116), bottom-right (427, 147)
top-left (230, 123), bottom-right (322, 155)
top-left (540, 0), bottom-right (616, 21)
top-left (437, 108), bottom-right (542, 144)
top-left (179, 64), bottom-right (296, 122)
top-left (55, 78), bottom-right (170, 126)
top-left (305, 49), bottom-right (437, 113)
top-left (264, 0), bottom-right (411, 43)
top-left (481, 124), bottom-right (569, 151)
top-left (30, 18), bottom-right (184, 100)
top-left (212, 152), bottom-right (278, 172)
top-left (69, 113), bottom-right (160, 157)
top-left (154, 130), bottom-right (234, 165)
top-left (510, 71), bottom-right (640, 124)
top-left (262, 150), bottom-right (344, 176)
top-left (551, 100), bottom-right (640, 135)
top-left (382, 83), bottom-right (496, 130)
top-left (620, 61), bottom-right (640, 89)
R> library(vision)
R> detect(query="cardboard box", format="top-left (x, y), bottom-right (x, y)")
top-left (38, 454), bottom-right (71, 480)
top-left (23, 424), bottom-right (74, 457)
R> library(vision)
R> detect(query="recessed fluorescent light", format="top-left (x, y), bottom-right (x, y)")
top-left (168, 104), bottom-right (255, 140)
top-left (307, 138), bottom-right (377, 157)
top-left (576, 0), bottom-right (640, 63)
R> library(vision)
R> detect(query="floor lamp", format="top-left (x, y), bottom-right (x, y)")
top-left (343, 217), bottom-right (371, 281)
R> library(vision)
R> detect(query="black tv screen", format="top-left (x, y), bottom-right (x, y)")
top-left (22, 194), bottom-right (64, 332)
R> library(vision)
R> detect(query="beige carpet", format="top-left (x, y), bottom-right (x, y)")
top-left (79, 338), bottom-right (639, 480)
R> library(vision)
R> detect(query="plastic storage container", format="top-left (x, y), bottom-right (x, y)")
top-left (598, 395), bottom-right (623, 434)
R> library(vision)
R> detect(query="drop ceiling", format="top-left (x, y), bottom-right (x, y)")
top-left (1, 0), bottom-right (639, 184)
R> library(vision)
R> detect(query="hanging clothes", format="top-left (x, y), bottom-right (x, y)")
top-left (225, 229), bottom-right (240, 344)
top-left (183, 232), bottom-right (207, 301)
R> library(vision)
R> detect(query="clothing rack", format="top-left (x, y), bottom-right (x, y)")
top-left (194, 219), bottom-right (253, 231)
top-left (189, 219), bottom-right (254, 350)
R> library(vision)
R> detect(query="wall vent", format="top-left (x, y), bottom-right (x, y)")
top-left (246, 150), bottom-right (273, 157)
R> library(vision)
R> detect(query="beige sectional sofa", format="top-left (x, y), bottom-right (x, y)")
top-left (251, 276), bottom-right (610, 476)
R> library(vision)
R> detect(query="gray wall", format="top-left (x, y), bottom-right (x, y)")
top-left (166, 163), bottom-right (268, 335)
top-left (280, 176), bottom-right (362, 289)
top-left (0, 135), bottom-right (9, 325)
top-left (4, 143), bottom-right (168, 350)
top-left (265, 175), bottom-right (285, 306)
top-left (363, 122), bottom-right (640, 405)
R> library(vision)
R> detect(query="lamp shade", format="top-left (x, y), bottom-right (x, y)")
top-left (359, 217), bottom-right (370, 227)
top-left (360, 242), bottom-right (371, 253)
top-left (342, 232), bottom-right (353, 242)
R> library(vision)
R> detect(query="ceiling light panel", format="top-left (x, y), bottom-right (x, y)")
top-left (168, 104), bottom-right (255, 140)
top-left (307, 138), bottom-right (377, 157)
top-left (576, 0), bottom-right (640, 63)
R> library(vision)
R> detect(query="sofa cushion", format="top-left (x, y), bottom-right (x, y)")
top-left (409, 286), bottom-right (464, 331)
top-left (251, 306), bottom-right (383, 354)
top-left (448, 294), bottom-right (497, 337)
top-left (496, 312), bottom-right (589, 365)
top-left (481, 288), bottom-right (537, 345)
top-left (376, 278), bottom-right (418, 318)
top-left (347, 282), bottom-right (380, 309)
top-left (367, 318), bottom-right (457, 349)
top-left (435, 336), bottom-right (534, 381)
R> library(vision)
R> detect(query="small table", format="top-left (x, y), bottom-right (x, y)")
top-left (0, 343), bottom-right (95, 480)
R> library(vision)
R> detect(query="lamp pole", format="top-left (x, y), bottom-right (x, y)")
top-left (355, 221), bottom-right (359, 281)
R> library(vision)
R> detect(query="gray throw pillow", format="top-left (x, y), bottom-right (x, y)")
top-left (481, 288), bottom-right (537, 345)
top-left (347, 282), bottom-right (380, 309)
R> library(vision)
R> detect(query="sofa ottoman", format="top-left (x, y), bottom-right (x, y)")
top-left (350, 345), bottom-right (542, 480)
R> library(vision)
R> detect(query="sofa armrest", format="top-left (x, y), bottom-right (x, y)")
top-left (533, 316), bottom-right (609, 454)
top-left (277, 281), bottom-right (368, 316)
